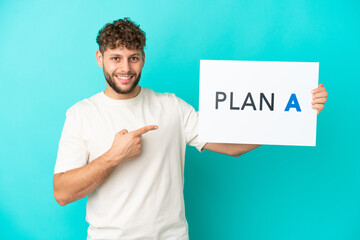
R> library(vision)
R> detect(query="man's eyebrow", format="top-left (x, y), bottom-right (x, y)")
top-left (108, 53), bottom-right (141, 57)
top-left (109, 54), bottom-right (121, 57)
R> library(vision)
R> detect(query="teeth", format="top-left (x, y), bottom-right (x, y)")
top-left (115, 75), bottom-right (132, 80)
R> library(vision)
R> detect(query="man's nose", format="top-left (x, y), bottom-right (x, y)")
top-left (119, 60), bottom-right (130, 73)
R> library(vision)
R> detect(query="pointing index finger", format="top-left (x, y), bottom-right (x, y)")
top-left (132, 125), bottom-right (158, 136)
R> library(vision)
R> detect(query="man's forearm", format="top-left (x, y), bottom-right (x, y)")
top-left (203, 143), bottom-right (261, 157)
top-left (53, 151), bottom-right (118, 206)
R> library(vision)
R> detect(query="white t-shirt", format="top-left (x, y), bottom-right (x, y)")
top-left (54, 87), bottom-right (206, 240)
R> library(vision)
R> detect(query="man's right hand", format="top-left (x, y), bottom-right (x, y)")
top-left (106, 125), bottom-right (158, 164)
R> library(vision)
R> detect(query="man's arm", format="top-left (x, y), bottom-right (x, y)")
top-left (53, 125), bottom-right (157, 206)
top-left (202, 143), bottom-right (261, 157)
top-left (201, 84), bottom-right (328, 157)
top-left (53, 152), bottom-right (117, 206)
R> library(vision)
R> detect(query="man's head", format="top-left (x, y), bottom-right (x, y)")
top-left (96, 18), bottom-right (146, 98)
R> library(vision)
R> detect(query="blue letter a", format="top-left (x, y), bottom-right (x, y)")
top-left (284, 93), bottom-right (301, 112)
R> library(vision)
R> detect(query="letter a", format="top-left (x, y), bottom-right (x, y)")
top-left (284, 93), bottom-right (301, 112)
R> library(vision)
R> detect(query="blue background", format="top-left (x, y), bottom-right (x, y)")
top-left (1, 0), bottom-right (359, 239)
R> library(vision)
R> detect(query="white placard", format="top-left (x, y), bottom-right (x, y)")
top-left (199, 60), bottom-right (319, 146)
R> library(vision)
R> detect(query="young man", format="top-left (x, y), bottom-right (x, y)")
top-left (53, 18), bottom-right (328, 239)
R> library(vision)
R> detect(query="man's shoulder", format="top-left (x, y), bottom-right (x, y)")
top-left (145, 88), bottom-right (182, 103)
top-left (144, 88), bottom-right (195, 115)
top-left (66, 92), bottom-right (102, 116)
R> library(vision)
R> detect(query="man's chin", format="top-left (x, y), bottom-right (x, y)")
top-left (113, 82), bottom-right (139, 94)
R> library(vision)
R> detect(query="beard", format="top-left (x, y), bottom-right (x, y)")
top-left (103, 68), bottom-right (141, 95)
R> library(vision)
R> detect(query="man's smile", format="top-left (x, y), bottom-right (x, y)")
top-left (114, 74), bottom-right (134, 84)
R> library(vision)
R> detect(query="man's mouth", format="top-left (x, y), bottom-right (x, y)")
top-left (114, 74), bottom-right (134, 84)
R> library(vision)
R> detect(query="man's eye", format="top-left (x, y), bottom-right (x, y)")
top-left (130, 57), bottom-right (139, 62)
top-left (112, 57), bottom-right (119, 61)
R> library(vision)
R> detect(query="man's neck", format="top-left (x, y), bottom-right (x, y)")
top-left (104, 85), bottom-right (141, 100)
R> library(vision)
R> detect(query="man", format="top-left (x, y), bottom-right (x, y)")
top-left (53, 18), bottom-right (328, 239)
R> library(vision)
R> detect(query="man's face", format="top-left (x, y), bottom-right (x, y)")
top-left (96, 46), bottom-right (145, 95)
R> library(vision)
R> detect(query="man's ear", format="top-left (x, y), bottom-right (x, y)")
top-left (142, 51), bottom-right (145, 66)
top-left (96, 50), bottom-right (103, 68)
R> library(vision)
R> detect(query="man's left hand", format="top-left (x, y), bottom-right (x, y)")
top-left (311, 83), bottom-right (328, 114)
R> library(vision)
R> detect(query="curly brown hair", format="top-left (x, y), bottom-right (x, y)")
top-left (96, 17), bottom-right (146, 54)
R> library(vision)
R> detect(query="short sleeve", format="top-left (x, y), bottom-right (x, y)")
top-left (177, 97), bottom-right (207, 152)
top-left (54, 108), bottom-right (89, 174)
